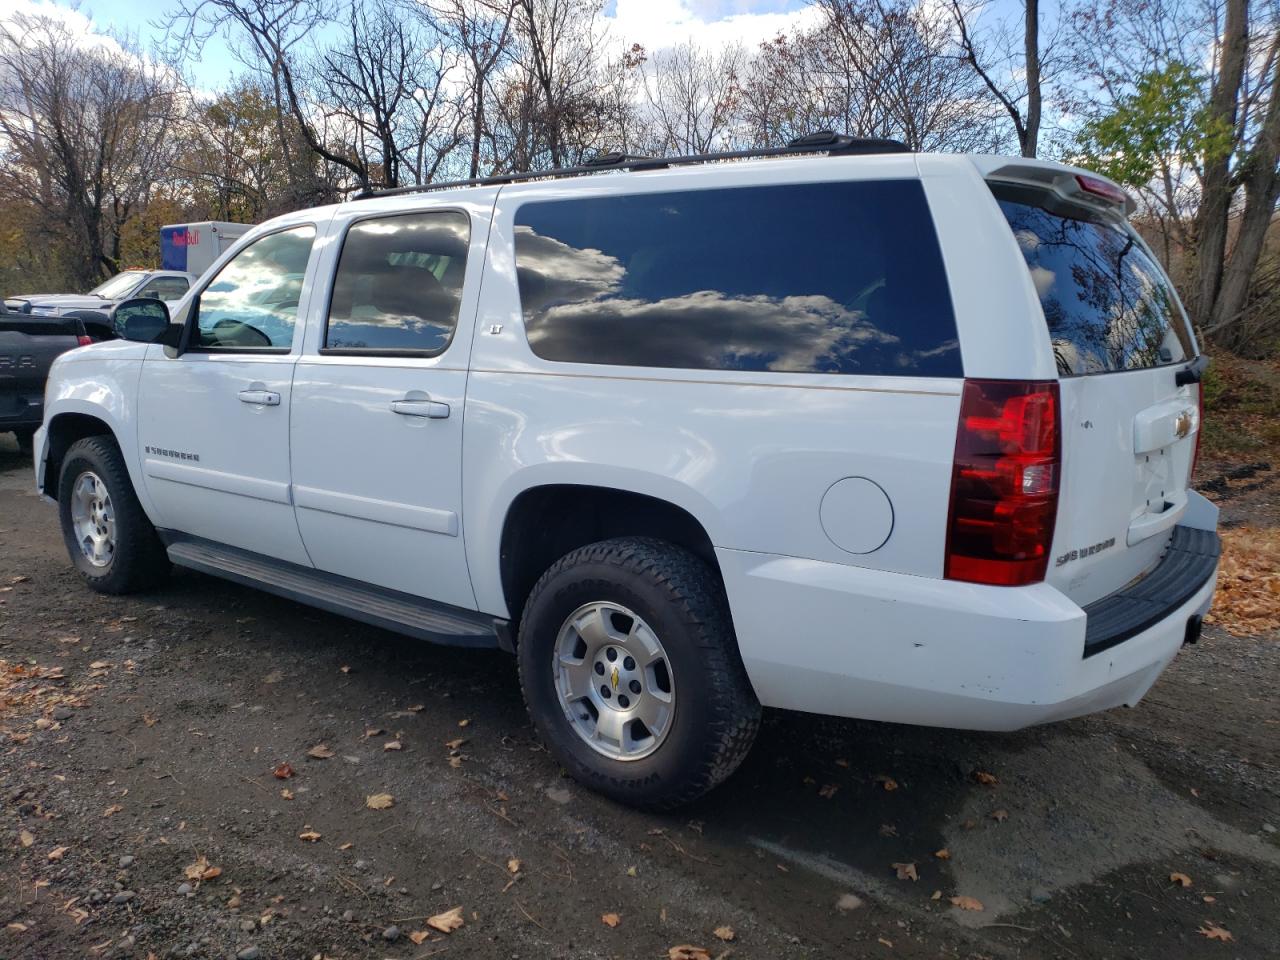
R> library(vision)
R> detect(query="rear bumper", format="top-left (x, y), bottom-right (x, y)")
top-left (717, 527), bottom-right (1218, 732)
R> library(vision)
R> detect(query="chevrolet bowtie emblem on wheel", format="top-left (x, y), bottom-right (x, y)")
top-left (610, 666), bottom-right (619, 690)
top-left (1175, 410), bottom-right (1193, 439)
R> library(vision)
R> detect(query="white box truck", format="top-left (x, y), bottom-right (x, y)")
top-left (159, 221), bottom-right (252, 278)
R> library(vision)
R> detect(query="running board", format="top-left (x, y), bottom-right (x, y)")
top-left (164, 535), bottom-right (502, 649)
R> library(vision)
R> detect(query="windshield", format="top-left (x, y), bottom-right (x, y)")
top-left (89, 272), bottom-right (147, 300)
top-left (991, 183), bottom-right (1194, 376)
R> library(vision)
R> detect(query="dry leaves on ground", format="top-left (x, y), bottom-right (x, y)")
top-left (183, 856), bottom-right (221, 881)
top-left (668, 947), bottom-right (711, 960)
top-left (407, 930), bottom-right (430, 945)
top-left (365, 793), bottom-right (395, 810)
top-left (507, 859), bottom-right (521, 874)
top-left (101, 805), bottom-right (123, 817)
top-left (47, 846), bottom-right (68, 862)
top-left (934, 848), bottom-right (951, 860)
top-left (426, 906), bottom-right (464, 933)
top-left (384, 740), bottom-right (402, 751)
top-left (990, 809), bottom-right (1009, 823)
top-left (1198, 923), bottom-right (1234, 942)
top-left (874, 774), bottom-right (899, 791)
top-left (298, 830), bottom-right (322, 842)
top-left (818, 783), bottom-right (839, 799)
top-left (1170, 872), bottom-right (1193, 887)
top-left (601, 913), bottom-right (621, 928)
top-left (272, 763), bottom-right (295, 779)
top-left (1207, 526), bottom-right (1280, 636)
top-left (950, 895), bottom-right (984, 912)
top-left (892, 862), bottom-right (918, 881)
top-left (973, 770), bottom-right (999, 786)
top-left (306, 743), bottom-right (334, 760)
top-left (19, 830), bottom-right (34, 848)
top-left (713, 925), bottom-right (735, 941)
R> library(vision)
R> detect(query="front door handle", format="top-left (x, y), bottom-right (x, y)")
top-left (238, 389), bottom-right (281, 406)
top-left (390, 397), bottom-right (450, 419)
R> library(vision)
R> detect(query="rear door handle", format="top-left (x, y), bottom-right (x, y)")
top-left (390, 397), bottom-right (450, 419)
top-left (238, 389), bottom-right (280, 406)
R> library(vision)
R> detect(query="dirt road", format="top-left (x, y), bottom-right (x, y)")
top-left (2, 434), bottom-right (1278, 959)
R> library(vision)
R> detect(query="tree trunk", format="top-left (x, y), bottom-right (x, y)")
top-left (1022, 0), bottom-right (1040, 157)
top-left (1195, 0), bottom-right (1249, 327)
top-left (1207, 32), bottom-right (1280, 347)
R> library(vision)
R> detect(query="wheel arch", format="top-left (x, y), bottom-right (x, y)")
top-left (42, 411), bottom-right (116, 499)
top-left (497, 483), bottom-right (722, 633)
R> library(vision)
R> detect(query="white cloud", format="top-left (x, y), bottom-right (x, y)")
top-left (0, 0), bottom-right (128, 57)
top-left (604, 0), bottom-right (818, 53)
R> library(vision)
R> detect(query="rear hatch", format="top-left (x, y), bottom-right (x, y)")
top-left (989, 178), bottom-right (1201, 608)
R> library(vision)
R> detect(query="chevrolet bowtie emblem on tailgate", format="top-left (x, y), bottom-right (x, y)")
top-left (1174, 410), bottom-right (1193, 439)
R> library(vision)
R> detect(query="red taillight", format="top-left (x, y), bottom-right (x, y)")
top-left (77, 335), bottom-right (92, 347)
top-left (945, 379), bottom-right (1061, 586)
top-left (1075, 173), bottom-right (1130, 207)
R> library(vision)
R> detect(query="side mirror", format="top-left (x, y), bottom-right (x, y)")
top-left (113, 298), bottom-right (177, 345)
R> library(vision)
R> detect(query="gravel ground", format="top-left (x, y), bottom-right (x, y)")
top-left (1, 434), bottom-right (1278, 960)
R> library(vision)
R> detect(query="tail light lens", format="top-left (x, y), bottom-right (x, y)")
top-left (76, 335), bottom-right (92, 347)
top-left (945, 379), bottom-right (1061, 586)
top-left (1192, 381), bottom-right (1204, 478)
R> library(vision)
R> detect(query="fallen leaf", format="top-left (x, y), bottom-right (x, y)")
top-left (201, 866), bottom-right (222, 880)
top-left (339, 842), bottom-right (353, 851)
top-left (835, 892), bottom-right (863, 912)
top-left (973, 770), bottom-right (999, 786)
top-left (306, 744), bottom-right (334, 760)
top-left (713, 925), bottom-right (736, 941)
top-left (183, 856), bottom-right (221, 881)
top-left (408, 704), bottom-right (425, 712)
top-left (892, 862), bottom-right (918, 882)
top-left (363, 727), bottom-right (384, 738)
top-left (818, 783), bottom-right (839, 799)
top-left (668, 947), bottom-right (711, 960)
top-left (601, 912), bottom-right (620, 928)
top-left (365, 793), bottom-right (395, 810)
top-left (19, 830), bottom-right (34, 848)
top-left (1170, 872), bottom-right (1193, 887)
top-left (384, 740), bottom-right (402, 751)
top-left (272, 763), bottom-right (295, 779)
top-left (9, 575), bottom-right (29, 584)
top-left (990, 809), bottom-right (1009, 823)
top-left (950, 895), bottom-right (984, 912)
top-left (142, 712), bottom-right (159, 727)
top-left (934, 848), bottom-right (951, 860)
top-left (102, 804), bottom-right (123, 818)
top-left (48, 846), bottom-right (69, 861)
top-left (408, 930), bottom-right (430, 945)
top-left (6, 922), bottom-right (27, 932)
top-left (340, 665), bottom-right (352, 674)
top-left (426, 906), bottom-right (464, 933)
top-left (930, 890), bottom-right (942, 900)
top-left (445, 738), bottom-right (467, 750)
top-left (280, 789), bottom-right (294, 800)
top-left (298, 830), bottom-right (322, 842)
top-left (507, 858), bottom-right (521, 874)
top-left (448, 756), bottom-right (463, 768)
top-left (878, 937), bottom-right (893, 948)
top-left (1198, 923), bottom-right (1233, 942)
top-left (458, 718), bottom-right (471, 728)
top-left (874, 774), bottom-right (899, 791)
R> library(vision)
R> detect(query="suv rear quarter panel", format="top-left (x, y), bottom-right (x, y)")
top-left (464, 157), bottom-right (967, 619)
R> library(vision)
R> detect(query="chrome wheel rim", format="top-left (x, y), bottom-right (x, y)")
top-left (552, 601), bottom-right (676, 762)
top-left (70, 471), bottom-right (115, 568)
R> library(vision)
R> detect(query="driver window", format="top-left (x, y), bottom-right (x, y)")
top-left (196, 225), bottom-right (316, 350)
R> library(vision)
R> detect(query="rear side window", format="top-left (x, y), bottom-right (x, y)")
top-left (992, 184), bottom-right (1193, 376)
top-left (325, 211), bottom-right (469, 354)
top-left (513, 181), bottom-right (960, 377)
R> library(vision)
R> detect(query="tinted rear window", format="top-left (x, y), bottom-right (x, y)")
top-left (513, 180), bottom-right (960, 377)
top-left (993, 184), bottom-right (1193, 376)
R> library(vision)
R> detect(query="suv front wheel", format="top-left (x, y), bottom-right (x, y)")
top-left (57, 436), bottom-right (170, 594)
top-left (518, 537), bottom-right (760, 809)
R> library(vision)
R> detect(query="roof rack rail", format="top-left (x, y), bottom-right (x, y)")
top-left (352, 130), bottom-right (909, 201)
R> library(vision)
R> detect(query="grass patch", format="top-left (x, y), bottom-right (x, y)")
top-left (1198, 353), bottom-right (1280, 466)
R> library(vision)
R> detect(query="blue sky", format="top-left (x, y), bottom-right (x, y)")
top-left (41, 0), bottom-right (817, 91)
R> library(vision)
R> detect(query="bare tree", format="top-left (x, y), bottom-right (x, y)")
top-left (0, 12), bottom-right (181, 286)
top-left (949, 0), bottom-right (1047, 157)
top-left (633, 41), bottom-right (745, 154)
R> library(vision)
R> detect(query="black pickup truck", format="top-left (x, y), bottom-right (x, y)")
top-left (0, 306), bottom-right (93, 452)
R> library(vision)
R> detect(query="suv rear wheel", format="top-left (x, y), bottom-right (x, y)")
top-left (57, 436), bottom-right (170, 594)
top-left (517, 537), bottom-right (760, 809)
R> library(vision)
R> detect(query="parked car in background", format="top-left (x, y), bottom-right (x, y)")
top-left (1, 307), bottom-right (94, 452)
top-left (31, 135), bottom-right (1219, 809)
top-left (4, 270), bottom-right (196, 331)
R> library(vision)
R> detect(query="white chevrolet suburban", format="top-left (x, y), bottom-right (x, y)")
top-left (33, 133), bottom-right (1220, 809)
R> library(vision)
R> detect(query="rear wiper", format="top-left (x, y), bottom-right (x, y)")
top-left (1175, 354), bottom-right (1209, 386)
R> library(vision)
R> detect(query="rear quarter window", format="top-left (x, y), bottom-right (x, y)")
top-left (512, 180), bottom-right (961, 377)
top-left (992, 183), bottom-right (1194, 376)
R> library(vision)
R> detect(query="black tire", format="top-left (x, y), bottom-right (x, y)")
top-left (57, 435), bottom-right (170, 594)
top-left (518, 536), bottom-right (760, 810)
